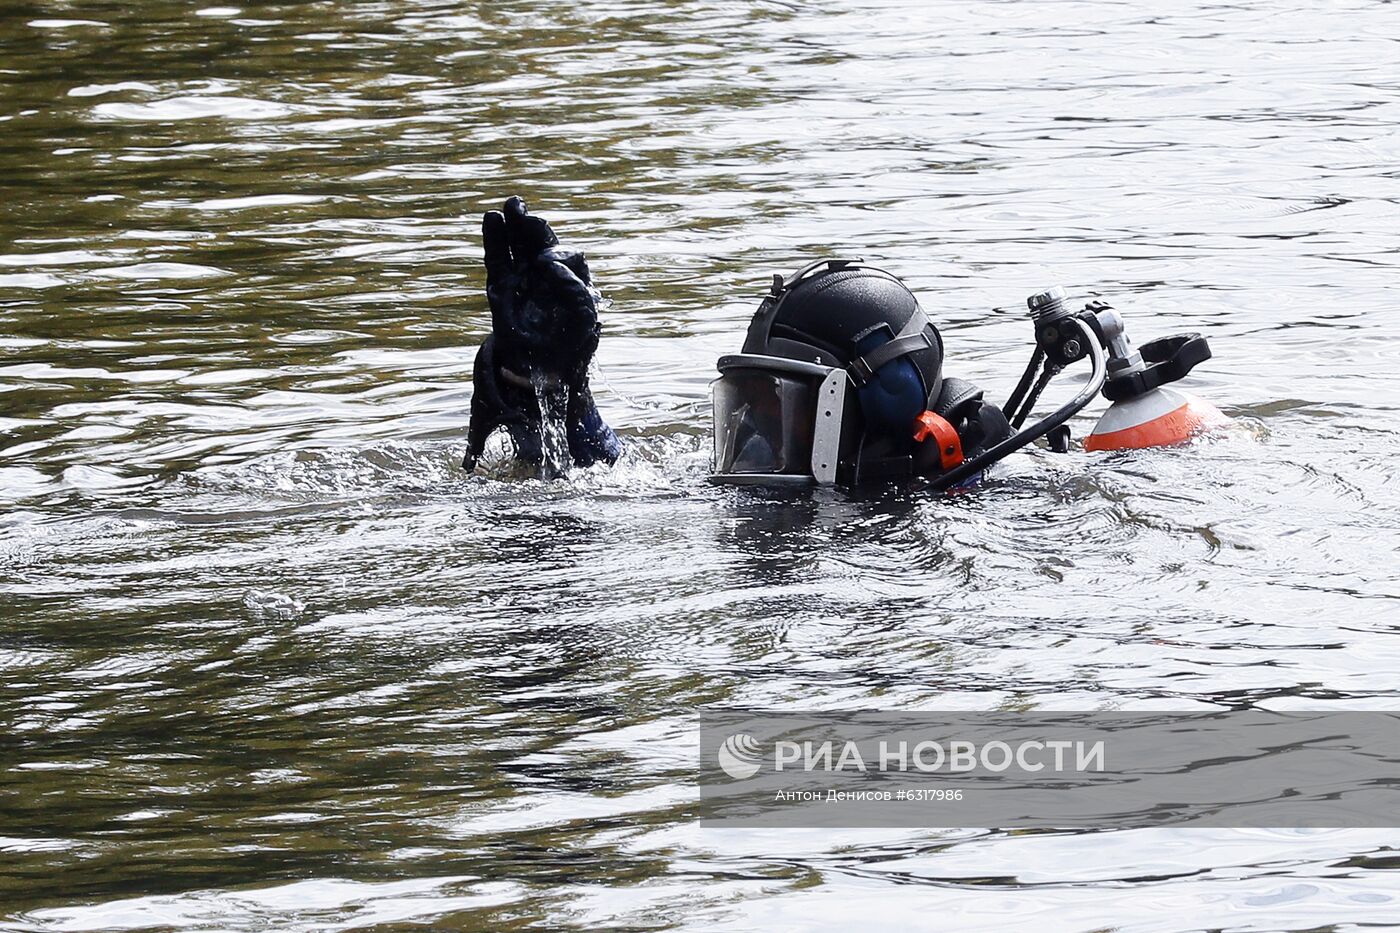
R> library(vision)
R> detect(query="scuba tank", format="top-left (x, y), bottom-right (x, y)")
top-left (924, 285), bottom-right (1229, 488)
top-left (1087, 386), bottom-right (1227, 451)
top-left (1004, 286), bottom-right (1228, 458)
top-left (1080, 300), bottom-right (1228, 450)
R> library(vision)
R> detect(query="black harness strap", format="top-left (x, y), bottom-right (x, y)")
top-left (846, 312), bottom-right (934, 387)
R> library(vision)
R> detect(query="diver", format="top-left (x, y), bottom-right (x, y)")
top-left (463, 198), bottom-right (1225, 486)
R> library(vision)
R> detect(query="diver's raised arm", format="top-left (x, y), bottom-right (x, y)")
top-left (463, 197), bottom-right (620, 474)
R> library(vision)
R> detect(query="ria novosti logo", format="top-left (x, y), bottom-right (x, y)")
top-left (717, 733), bottom-right (764, 780)
top-left (713, 733), bottom-right (1109, 781)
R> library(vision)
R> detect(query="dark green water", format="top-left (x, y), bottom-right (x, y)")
top-left (4, 1), bottom-right (1400, 930)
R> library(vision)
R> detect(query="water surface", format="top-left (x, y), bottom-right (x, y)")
top-left (3, 1), bottom-right (1400, 930)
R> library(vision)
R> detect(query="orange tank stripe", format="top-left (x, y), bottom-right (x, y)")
top-left (1085, 401), bottom-right (1224, 452)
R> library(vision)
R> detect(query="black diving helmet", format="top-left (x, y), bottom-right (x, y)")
top-left (711, 258), bottom-right (1009, 487)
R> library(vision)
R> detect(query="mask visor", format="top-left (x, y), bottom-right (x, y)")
top-left (711, 355), bottom-right (838, 485)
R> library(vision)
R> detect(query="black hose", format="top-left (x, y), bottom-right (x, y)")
top-left (928, 317), bottom-right (1107, 491)
top-left (1002, 347), bottom-right (1045, 419)
top-left (1011, 362), bottom-right (1061, 429)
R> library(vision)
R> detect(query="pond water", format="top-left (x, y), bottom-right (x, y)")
top-left (3, 1), bottom-right (1400, 930)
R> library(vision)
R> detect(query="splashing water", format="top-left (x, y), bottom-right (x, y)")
top-left (591, 359), bottom-right (672, 413)
top-left (531, 369), bottom-right (573, 479)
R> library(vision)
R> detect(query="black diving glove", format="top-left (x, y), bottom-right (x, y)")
top-left (463, 196), bottom-right (622, 471)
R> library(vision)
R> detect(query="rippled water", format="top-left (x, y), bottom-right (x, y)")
top-left (4, 1), bottom-right (1400, 930)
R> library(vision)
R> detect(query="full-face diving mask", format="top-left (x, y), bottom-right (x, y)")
top-left (712, 354), bottom-right (856, 485)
